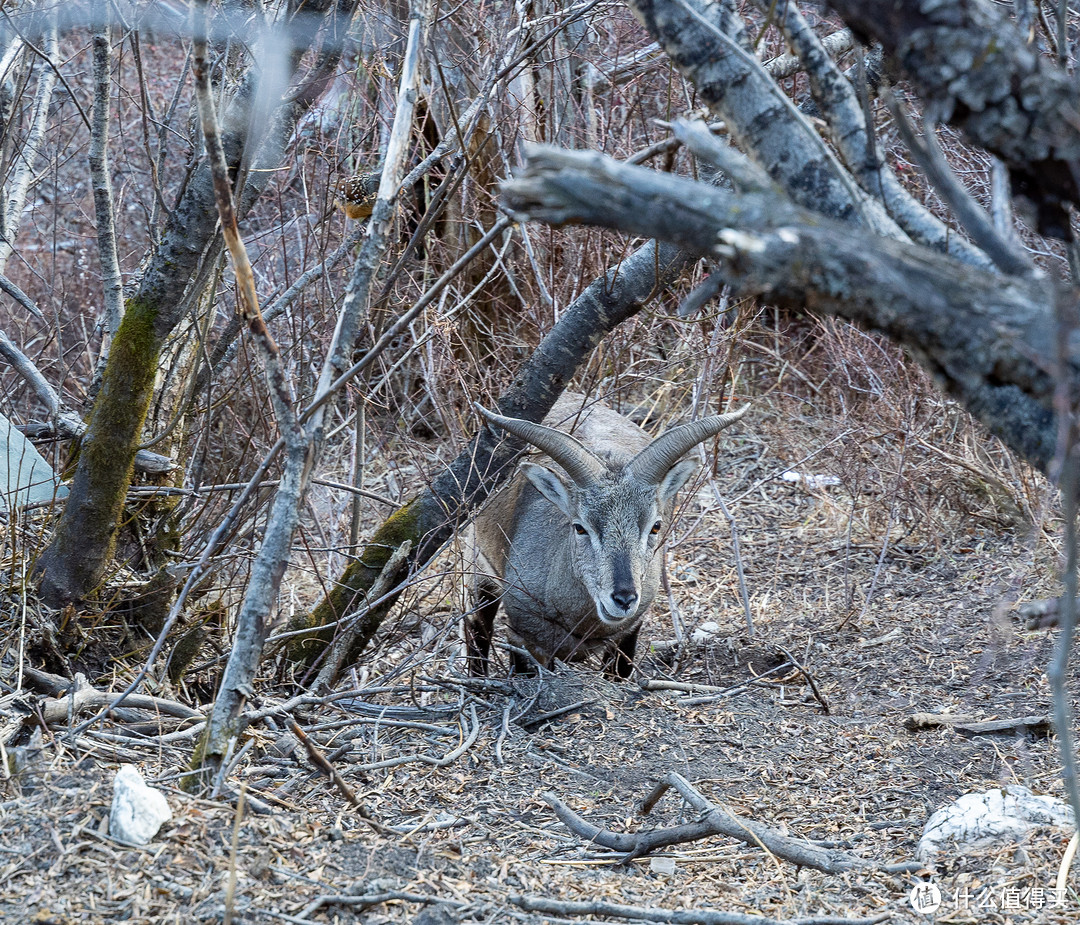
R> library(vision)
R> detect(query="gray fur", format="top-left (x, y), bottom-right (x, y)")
top-left (466, 393), bottom-right (748, 677)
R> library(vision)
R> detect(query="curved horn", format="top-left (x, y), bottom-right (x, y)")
top-left (629, 404), bottom-right (750, 485)
top-left (475, 403), bottom-right (604, 486)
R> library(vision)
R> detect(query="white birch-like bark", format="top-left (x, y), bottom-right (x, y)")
top-left (0, 14), bottom-right (57, 274)
top-left (88, 26), bottom-right (124, 341)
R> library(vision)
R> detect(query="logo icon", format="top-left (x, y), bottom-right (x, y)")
top-left (909, 882), bottom-right (942, 914)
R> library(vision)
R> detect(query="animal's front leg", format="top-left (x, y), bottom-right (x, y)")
top-left (465, 580), bottom-right (501, 676)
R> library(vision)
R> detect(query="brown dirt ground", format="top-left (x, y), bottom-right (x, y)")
top-left (3, 412), bottom-right (1080, 925)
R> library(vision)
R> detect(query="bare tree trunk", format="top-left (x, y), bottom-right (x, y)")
top-left (35, 2), bottom-right (349, 607)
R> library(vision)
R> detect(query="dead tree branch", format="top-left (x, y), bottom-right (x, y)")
top-left (545, 771), bottom-right (869, 873)
top-left (829, 0), bottom-right (1080, 238)
top-left (501, 143), bottom-right (1061, 472)
top-left (625, 0), bottom-right (898, 242)
top-left (749, 0), bottom-right (981, 264)
top-left (0, 11), bottom-right (56, 274)
top-left (0, 326), bottom-right (173, 474)
top-left (886, 95), bottom-right (1034, 278)
top-left (311, 540), bottom-right (412, 690)
top-left (510, 893), bottom-right (890, 925)
top-left (89, 25), bottom-right (124, 342)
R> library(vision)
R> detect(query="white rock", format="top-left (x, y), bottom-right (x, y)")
top-left (918, 785), bottom-right (1075, 863)
top-left (650, 856), bottom-right (677, 876)
top-left (690, 621), bottom-right (722, 644)
top-left (780, 470), bottom-right (840, 489)
top-left (109, 765), bottom-right (172, 845)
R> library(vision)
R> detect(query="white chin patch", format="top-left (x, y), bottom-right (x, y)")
top-left (595, 600), bottom-right (635, 625)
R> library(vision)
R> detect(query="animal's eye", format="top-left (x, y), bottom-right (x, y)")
top-left (650, 521), bottom-right (662, 535)
top-left (573, 523), bottom-right (588, 536)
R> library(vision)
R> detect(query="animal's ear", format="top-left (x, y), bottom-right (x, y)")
top-left (657, 457), bottom-right (699, 506)
top-left (521, 462), bottom-right (574, 517)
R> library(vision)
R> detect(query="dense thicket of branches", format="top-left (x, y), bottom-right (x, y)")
top-left (2, 0), bottom-right (1079, 792)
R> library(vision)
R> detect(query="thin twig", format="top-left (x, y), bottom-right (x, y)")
top-left (298, 890), bottom-right (464, 920)
top-left (520, 700), bottom-right (596, 728)
top-left (299, 215), bottom-right (512, 428)
top-left (1057, 831), bottom-right (1079, 893)
top-left (710, 482), bottom-right (753, 637)
top-left (0, 274), bottom-right (43, 320)
top-left (678, 662), bottom-right (795, 705)
top-left (887, 97), bottom-right (1033, 277)
top-left (289, 720), bottom-right (391, 833)
top-left (776, 644), bottom-right (829, 714)
top-left (495, 699), bottom-right (512, 766)
top-left (839, 430), bottom-right (908, 630)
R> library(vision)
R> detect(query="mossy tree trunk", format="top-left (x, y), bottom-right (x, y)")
top-left (286, 238), bottom-right (693, 677)
top-left (34, 153), bottom-right (227, 607)
top-left (35, 1), bottom-right (346, 609)
top-left (35, 298), bottom-right (169, 606)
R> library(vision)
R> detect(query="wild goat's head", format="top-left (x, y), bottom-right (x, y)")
top-left (477, 402), bottom-right (749, 626)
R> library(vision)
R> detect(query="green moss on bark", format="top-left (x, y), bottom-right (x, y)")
top-left (285, 497), bottom-right (424, 665)
top-left (36, 298), bottom-right (164, 606)
top-left (180, 736), bottom-right (211, 793)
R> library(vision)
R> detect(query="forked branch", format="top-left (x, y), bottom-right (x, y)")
top-left (545, 771), bottom-right (874, 873)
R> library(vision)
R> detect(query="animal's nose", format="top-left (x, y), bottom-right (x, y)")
top-left (611, 587), bottom-right (638, 612)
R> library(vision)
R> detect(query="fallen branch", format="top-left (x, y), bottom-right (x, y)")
top-left (509, 894), bottom-right (891, 925)
top-left (638, 679), bottom-right (732, 694)
top-left (39, 686), bottom-right (203, 725)
top-left (903, 712), bottom-right (977, 731)
top-left (520, 699), bottom-right (596, 728)
top-left (905, 712), bottom-right (1051, 738)
top-left (660, 662), bottom-right (798, 706)
top-left (545, 771), bottom-right (870, 873)
top-left (954, 715), bottom-right (1051, 737)
top-left (298, 890), bottom-right (464, 921)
